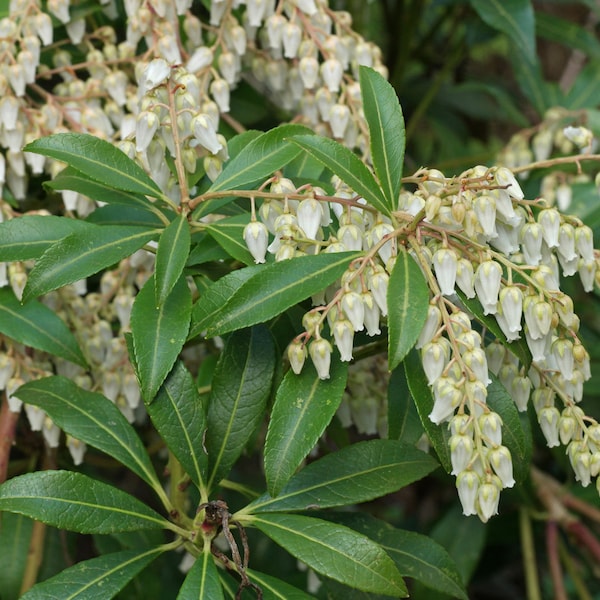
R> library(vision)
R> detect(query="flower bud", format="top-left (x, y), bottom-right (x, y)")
top-left (288, 341), bottom-right (307, 375)
top-left (309, 338), bottom-right (333, 379)
top-left (243, 221), bottom-right (269, 264)
top-left (456, 470), bottom-right (480, 516)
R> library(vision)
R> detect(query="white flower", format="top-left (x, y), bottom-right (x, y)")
top-left (474, 260), bottom-right (502, 315)
top-left (332, 319), bottom-right (354, 362)
top-left (243, 221), bottom-right (269, 264)
top-left (432, 248), bottom-right (458, 296)
top-left (143, 58), bottom-right (170, 92)
top-left (309, 338), bottom-right (333, 380)
top-left (192, 113), bottom-right (223, 155)
top-left (288, 341), bottom-right (307, 374)
top-left (477, 477), bottom-right (501, 522)
top-left (489, 446), bottom-right (515, 488)
top-left (456, 470), bottom-right (480, 516)
top-left (538, 406), bottom-right (560, 447)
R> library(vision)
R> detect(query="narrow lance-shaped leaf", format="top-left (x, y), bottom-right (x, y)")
top-left (469, 0), bottom-right (536, 64)
top-left (45, 166), bottom-right (163, 212)
top-left (331, 512), bottom-right (468, 600)
top-left (0, 471), bottom-right (170, 533)
top-left (248, 440), bottom-right (437, 513)
top-left (131, 273), bottom-right (192, 403)
top-left (359, 66), bottom-right (405, 212)
top-left (155, 213), bottom-right (191, 305)
top-left (206, 252), bottom-right (360, 337)
top-left (249, 513), bottom-right (408, 597)
top-left (206, 327), bottom-right (276, 491)
top-left (387, 247), bottom-right (430, 371)
top-left (24, 133), bottom-right (163, 197)
top-left (206, 124), bottom-right (312, 194)
top-left (205, 213), bottom-right (254, 266)
top-left (264, 361), bottom-right (348, 497)
top-left (16, 376), bottom-right (162, 490)
top-left (177, 551), bottom-right (224, 600)
top-left (388, 362), bottom-right (424, 444)
top-left (0, 288), bottom-right (86, 367)
top-left (21, 547), bottom-right (166, 600)
top-left (289, 135), bottom-right (391, 217)
top-left (0, 215), bottom-right (95, 261)
top-left (147, 362), bottom-right (208, 491)
top-left (22, 225), bottom-right (158, 302)
top-left (246, 570), bottom-right (314, 600)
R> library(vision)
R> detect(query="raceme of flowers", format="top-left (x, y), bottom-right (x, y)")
top-left (0, 0), bottom-right (599, 523)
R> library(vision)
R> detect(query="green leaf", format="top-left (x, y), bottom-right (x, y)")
top-left (249, 514), bottom-right (407, 597)
top-left (0, 288), bottom-right (86, 367)
top-left (487, 375), bottom-right (530, 484)
top-left (0, 513), bottom-right (33, 600)
top-left (332, 513), bottom-right (468, 600)
top-left (404, 350), bottom-right (452, 472)
top-left (289, 135), bottom-right (391, 216)
top-left (155, 214), bottom-right (191, 305)
top-left (23, 225), bottom-right (158, 301)
top-left (177, 551), bottom-right (224, 600)
top-left (458, 291), bottom-right (531, 370)
top-left (86, 204), bottom-right (167, 228)
top-left (45, 166), bottom-right (162, 211)
top-left (24, 133), bottom-right (162, 197)
top-left (16, 376), bottom-right (161, 490)
top-left (147, 362), bottom-right (208, 491)
top-left (248, 440), bottom-right (437, 513)
top-left (509, 50), bottom-right (552, 117)
top-left (565, 62), bottom-right (600, 110)
top-left (131, 274), bottom-right (192, 403)
top-left (387, 248), bottom-right (430, 371)
top-left (470, 0), bottom-right (536, 63)
top-left (188, 266), bottom-right (263, 339)
top-left (206, 327), bottom-right (276, 490)
top-left (264, 361), bottom-right (348, 497)
top-left (388, 362), bottom-right (424, 444)
top-left (0, 471), bottom-right (169, 533)
top-left (206, 252), bottom-right (359, 337)
top-left (536, 11), bottom-right (600, 60)
top-left (205, 213), bottom-right (255, 266)
top-left (21, 547), bottom-right (165, 600)
top-left (246, 570), bottom-right (314, 600)
top-left (359, 66), bottom-right (405, 212)
top-left (206, 124), bottom-right (312, 194)
top-left (0, 215), bottom-right (94, 261)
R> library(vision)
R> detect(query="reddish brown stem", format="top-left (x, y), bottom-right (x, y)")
top-left (546, 521), bottom-right (568, 600)
top-left (0, 394), bottom-right (20, 483)
top-left (566, 521), bottom-right (600, 565)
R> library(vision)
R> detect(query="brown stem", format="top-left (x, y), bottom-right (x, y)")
top-left (0, 393), bottom-right (20, 483)
top-left (566, 521), bottom-right (600, 565)
top-left (546, 521), bottom-right (568, 600)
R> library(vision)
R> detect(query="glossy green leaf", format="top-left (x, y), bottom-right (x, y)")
top-left (410, 505), bottom-right (486, 599)
top-left (206, 252), bottom-right (359, 337)
top-left (131, 274), bottom-right (192, 403)
top-left (0, 288), bottom-right (86, 367)
top-left (0, 215), bottom-right (94, 261)
top-left (509, 49), bottom-right (552, 117)
top-left (188, 265), bottom-right (262, 339)
top-left (404, 349), bottom-right (452, 472)
top-left (0, 513), bottom-right (32, 600)
top-left (388, 362), bottom-right (424, 444)
top-left (248, 439), bottom-right (437, 513)
top-left (155, 213), bottom-right (191, 305)
top-left (147, 362), bottom-right (207, 491)
top-left (24, 133), bottom-right (162, 197)
top-left (487, 375), bottom-right (530, 484)
top-left (21, 546), bottom-right (165, 600)
top-left (86, 204), bottom-right (167, 228)
top-left (458, 291), bottom-right (531, 370)
top-left (264, 361), bottom-right (348, 497)
top-left (177, 551), bottom-right (223, 600)
top-left (206, 124), bottom-right (312, 194)
top-left (249, 514), bottom-right (407, 597)
top-left (332, 513), bottom-right (467, 600)
top-left (246, 570), bottom-right (314, 600)
top-left (359, 66), bottom-right (405, 212)
top-left (22, 225), bottom-right (158, 301)
top-left (206, 327), bottom-right (275, 490)
top-left (0, 471), bottom-right (169, 533)
top-left (290, 135), bottom-right (391, 216)
top-left (16, 376), bottom-right (161, 490)
top-left (186, 233), bottom-right (230, 266)
top-left (45, 166), bottom-right (161, 211)
top-left (387, 248), bottom-right (430, 371)
top-left (205, 213), bottom-right (254, 266)
top-left (470, 0), bottom-right (536, 63)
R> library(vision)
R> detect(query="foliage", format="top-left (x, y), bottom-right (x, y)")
top-left (1, 1), bottom-right (600, 599)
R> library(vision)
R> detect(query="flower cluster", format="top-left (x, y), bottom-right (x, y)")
top-left (249, 160), bottom-right (600, 520)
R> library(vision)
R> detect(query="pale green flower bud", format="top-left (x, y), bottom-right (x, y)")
top-left (489, 446), bottom-right (515, 488)
top-left (477, 476), bottom-right (502, 522)
top-left (42, 416), bottom-right (61, 448)
top-left (479, 411), bottom-right (502, 447)
top-left (288, 341), bottom-right (307, 375)
top-left (309, 338), bottom-right (333, 380)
